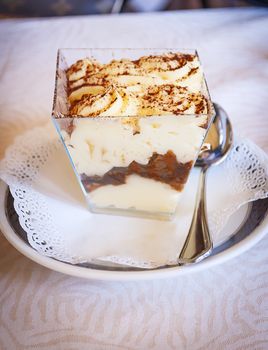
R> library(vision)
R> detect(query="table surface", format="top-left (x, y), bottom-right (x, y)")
top-left (0, 7), bottom-right (268, 350)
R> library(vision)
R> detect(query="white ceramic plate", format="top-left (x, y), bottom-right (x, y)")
top-left (1, 180), bottom-right (268, 281)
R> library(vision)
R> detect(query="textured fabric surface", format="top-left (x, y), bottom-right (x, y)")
top-left (0, 8), bottom-right (268, 350)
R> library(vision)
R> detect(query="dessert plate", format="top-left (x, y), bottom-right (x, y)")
top-left (0, 180), bottom-right (268, 281)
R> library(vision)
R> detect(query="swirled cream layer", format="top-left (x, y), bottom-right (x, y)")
top-left (66, 52), bottom-right (208, 117)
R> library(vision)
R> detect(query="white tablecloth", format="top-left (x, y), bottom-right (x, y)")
top-left (0, 8), bottom-right (268, 350)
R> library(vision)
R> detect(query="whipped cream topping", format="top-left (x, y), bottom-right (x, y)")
top-left (66, 52), bottom-right (208, 117)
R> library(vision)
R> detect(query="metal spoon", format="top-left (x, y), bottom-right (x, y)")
top-left (178, 103), bottom-right (233, 264)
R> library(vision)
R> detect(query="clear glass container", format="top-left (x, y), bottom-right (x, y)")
top-left (52, 48), bottom-right (215, 220)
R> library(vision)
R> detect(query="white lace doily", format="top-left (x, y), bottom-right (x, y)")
top-left (0, 122), bottom-right (267, 268)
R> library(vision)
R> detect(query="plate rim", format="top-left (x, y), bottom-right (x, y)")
top-left (0, 180), bottom-right (268, 281)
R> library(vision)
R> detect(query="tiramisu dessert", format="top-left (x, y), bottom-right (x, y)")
top-left (52, 49), bottom-right (214, 219)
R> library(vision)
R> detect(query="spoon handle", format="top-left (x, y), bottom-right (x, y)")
top-left (178, 167), bottom-right (213, 264)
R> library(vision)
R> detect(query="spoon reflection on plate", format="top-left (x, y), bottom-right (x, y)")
top-left (178, 103), bottom-right (233, 264)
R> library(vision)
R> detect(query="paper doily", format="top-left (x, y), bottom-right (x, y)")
top-left (0, 122), bottom-right (268, 268)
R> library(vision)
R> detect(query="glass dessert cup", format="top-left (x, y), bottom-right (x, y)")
top-left (52, 48), bottom-right (215, 220)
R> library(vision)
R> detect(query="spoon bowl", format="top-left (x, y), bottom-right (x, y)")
top-left (196, 104), bottom-right (233, 168)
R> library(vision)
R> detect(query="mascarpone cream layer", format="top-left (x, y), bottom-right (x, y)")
top-left (89, 174), bottom-right (181, 214)
top-left (60, 115), bottom-right (206, 176)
